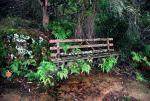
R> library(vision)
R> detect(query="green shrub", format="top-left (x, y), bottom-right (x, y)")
top-left (131, 52), bottom-right (143, 62)
top-left (10, 59), bottom-right (22, 76)
top-left (48, 20), bottom-right (73, 39)
top-left (57, 65), bottom-right (69, 80)
top-left (77, 59), bottom-right (91, 74)
top-left (131, 51), bottom-right (150, 67)
top-left (25, 60), bottom-right (56, 86)
top-left (144, 44), bottom-right (150, 56)
top-left (36, 61), bottom-right (57, 86)
top-left (135, 72), bottom-right (145, 82)
top-left (99, 56), bottom-right (118, 73)
top-left (68, 62), bottom-right (80, 75)
top-left (68, 59), bottom-right (91, 75)
top-left (142, 12), bottom-right (150, 27)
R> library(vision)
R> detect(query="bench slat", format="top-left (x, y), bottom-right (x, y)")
top-left (50, 43), bottom-right (113, 50)
top-left (49, 38), bottom-right (113, 43)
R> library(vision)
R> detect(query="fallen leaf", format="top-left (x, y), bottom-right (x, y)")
top-left (5, 70), bottom-right (12, 78)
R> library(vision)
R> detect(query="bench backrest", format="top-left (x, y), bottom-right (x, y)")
top-left (49, 38), bottom-right (114, 58)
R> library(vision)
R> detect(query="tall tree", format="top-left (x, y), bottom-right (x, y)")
top-left (38, 0), bottom-right (49, 30)
top-left (75, 0), bottom-right (96, 39)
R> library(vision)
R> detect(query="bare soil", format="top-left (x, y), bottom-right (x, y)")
top-left (0, 72), bottom-right (150, 101)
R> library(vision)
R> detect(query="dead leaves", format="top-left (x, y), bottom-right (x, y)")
top-left (5, 70), bottom-right (12, 78)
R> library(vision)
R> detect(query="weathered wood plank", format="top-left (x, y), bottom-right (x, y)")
top-left (49, 38), bottom-right (113, 43)
top-left (50, 43), bottom-right (113, 50)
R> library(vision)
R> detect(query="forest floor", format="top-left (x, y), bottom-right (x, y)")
top-left (0, 66), bottom-right (150, 101)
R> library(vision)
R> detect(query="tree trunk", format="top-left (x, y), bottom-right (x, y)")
top-left (75, 0), bottom-right (96, 39)
top-left (75, 15), bottom-right (83, 39)
top-left (42, 7), bottom-right (49, 30)
top-left (83, 13), bottom-right (96, 39)
top-left (82, 1), bottom-right (96, 39)
top-left (38, 0), bottom-right (49, 31)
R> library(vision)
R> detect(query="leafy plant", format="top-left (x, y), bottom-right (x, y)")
top-left (25, 71), bottom-right (38, 81)
top-left (144, 44), bottom-right (150, 56)
top-left (131, 51), bottom-right (150, 67)
top-left (99, 56), bottom-right (118, 73)
top-left (131, 52), bottom-right (143, 62)
top-left (72, 48), bottom-right (81, 54)
top-left (68, 62), bottom-right (80, 75)
top-left (48, 20), bottom-right (73, 39)
top-left (36, 61), bottom-right (57, 86)
top-left (10, 59), bottom-right (22, 75)
top-left (57, 65), bottom-right (68, 80)
top-left (60, 43), bottom-right (71, 54)
top-left (135, 72), bottom-right (145, 82)
top-left (142, 12), bottom-right (150, 27)
top-left (77, 59), bottom-right (91, 74)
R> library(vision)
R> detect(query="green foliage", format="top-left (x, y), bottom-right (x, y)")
top-left (72, 48), bottom-right (81, 54)
top-left (131, 52), bottom-right (143, 62)
top-left (25, 71), bottom-right (37, 81)
top-left (39, 61), bottom-right (56, 73)
top-left (68, 62), bottom-right (80, 75)
top-left (77, 59), bottom-right (91, 74)
top-left (99, 56), bottom-right (118, 73)
top-left (60, 43), bottom-right (71, 54)
top-left (142, 12), bottom-right (150, 27)
top-left (48, 20), bottom-right (73, 39)
top-left (135, 72), bottom-right (145, 82)
top-left (131, 51), bottom-right (150, 67)
top-left (36, 61), bottom-right (56, 86)
top-left (0, 27), bottom-right (54, 86)
top-left (98, 0), bottom-right (109, 10)
top-left (10, 59), bottom-right (22, 75)
top-left (144, 44), bottom-right (150, 56)
top-left (64, 0), bottom-right (78, 15)
top-left (57, 65), bottom-right (68, 80)
top-left (23, 58), bottom-right (37, 67)
top-left (0, 32), bottom-right (17, 68)
top-left (129, 61), bottom-right (139, 68)
top-left (0, 37), bottom-right (8, 67)
top-left (68, 59), bottom-right (91, 75)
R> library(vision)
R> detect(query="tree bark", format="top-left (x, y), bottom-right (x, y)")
top-left (83, 13), bottom-right (96, 39)
top-left (75, 14), bottom-right (83, 39)
top-left (75, 0), bottom-right (96, 39)
top-left (84, 1), bottom-right (96, 39)
top-left (38, 0), bottom-right (49, 30)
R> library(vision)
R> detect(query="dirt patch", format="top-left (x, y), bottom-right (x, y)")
top-left (0, 92), bottom-right (55, 101)
top-left (0, 73), bottom-right (150, 101)
top-left (102, 91), bottom-right (138, 101)
top-left (123, 80), bottom-right (150, 101)
top-left (56, 73), bottom-right (150, 101)
top-left (56, 73), bottom-right (124, 101)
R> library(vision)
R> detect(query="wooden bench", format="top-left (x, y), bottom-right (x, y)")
top-left (49, 38), bottom-right (119, 63)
